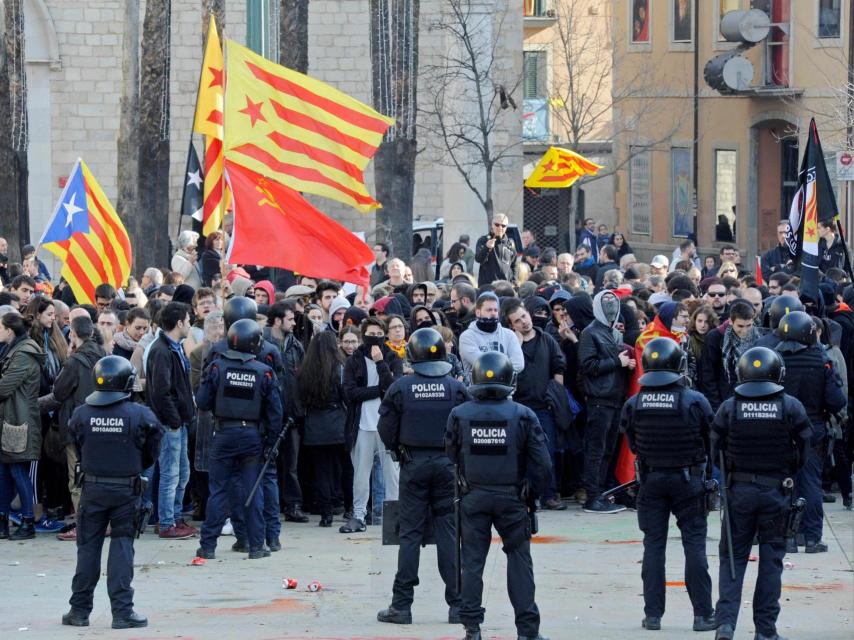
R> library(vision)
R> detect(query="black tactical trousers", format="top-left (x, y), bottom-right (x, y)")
top-left (636, 471), bottom-right (712, 619)
top-left (715, 482), bottom-right (788, 637)
top-left (391, 451), bottom-right (459, 613)
top-left (583, 402), bottom-right (621, 497)
top-left (69, 482), bottom-right (138, 617)
top-left (459, 487), bottom-right (539, 637)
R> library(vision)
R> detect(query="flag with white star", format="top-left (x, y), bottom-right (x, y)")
top-left (181, 140), bottom-right (204, 231)
top-left (37, 158), bottom-right (132, 304)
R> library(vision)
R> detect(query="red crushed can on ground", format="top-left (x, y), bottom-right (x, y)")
top-left (307, 580), bottom-right (322, 592)
top-left (283, 578), bottom-right (297, 589)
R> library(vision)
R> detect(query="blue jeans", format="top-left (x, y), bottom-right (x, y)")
top-left (0, 462), bottom-right (35, 518)
top-left (158, 426), bottom-right (190, 528)
top-left (535, 409), bottom-right (558, 501)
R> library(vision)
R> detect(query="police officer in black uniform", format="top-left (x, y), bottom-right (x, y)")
top-left (712, 347), bottom-right (812, 640)
top-left (619, 338), bottom-right (717, 632)
top-left (205, 296), bottom-right (285, 553)
top-left (62, 356), bottom-right (163, 629)
top-left (756, 296), bottom-right (804, 349)
top-left (195, 318), bottom-right (283, 559)
top-left (445, 351), bottom-right (552, 640)
top-left (376, 328), bottom-right (469, 625)
top-left (774, 311), bottom-right (846, 553)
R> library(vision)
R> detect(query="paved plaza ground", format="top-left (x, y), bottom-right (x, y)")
top-left (0, 499), bottom-right (851, 639)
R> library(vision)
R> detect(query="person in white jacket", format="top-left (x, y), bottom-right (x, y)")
top-left (458, 292), bottom-right (524, 376)
top-left (171, 230), bottom-right (202, 289)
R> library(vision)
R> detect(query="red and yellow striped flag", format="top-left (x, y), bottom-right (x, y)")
top-left (524, 146), bottom-right (603, 189)
top-left (193, 16), bottom-right (226, 235)
top-left (39, 159), bottom-right (132, 305)
top-left (223, 40), bottom-right (394, 212)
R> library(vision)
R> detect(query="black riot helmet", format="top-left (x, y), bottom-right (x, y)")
top-left (469, 351), bottom-right (515, 400)
top-left (227, 318), bottom-right (263, 355)
top-left (405, 328), bottom-right (452, 377)
top-left (775, 310), bottom-right (816, 353)
top-left (86, 356), bottom-right (136, 406)
top-left (735, 346), bottom-right (785, 398)
top-left (638, 337), bottom-right (686, 387)
top-left (223, 296), bottom-right (258, 329)
top-left (766, 295), bottom-right (804, 330)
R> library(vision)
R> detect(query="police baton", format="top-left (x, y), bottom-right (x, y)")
top-left (244, 418), bottom-right (293, 509)
top-left (718, 450), bottom-right (736, 581)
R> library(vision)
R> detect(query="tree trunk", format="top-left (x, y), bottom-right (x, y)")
top-left (116, 0), bottom-right (140, 254)
top-left (202, 0), bottom-right (225, 46)
top-left (0, 0), bottom-right (29, 254)
top-left (370, 0), bottom-right (419, 261)
top-left (279, 0), bottom-right (309, 73)
top-left (136, 0), bottom-right (172, 272)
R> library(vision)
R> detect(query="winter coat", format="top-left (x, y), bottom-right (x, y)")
top-left (302, 366), bottom-right (347, 447)
top-left (0, 337), bottom-right (45, 463)
top-left (50, 338), bottom-right (106, 443)
top-left (474, 234), bottom-right (517, 285)
top-left (146, 332), bottom-right (195, 429)
top-left (200, 248), bottom-right (221, 286)
top-left (171, 249), bottom-right (202, 289)
top-left (264, 327), bottom-right (305, 419)
top-left (342, 345), bottom-right (402, 448)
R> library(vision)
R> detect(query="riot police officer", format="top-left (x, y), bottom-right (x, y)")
top-left (774, 311), bottom-right (846, 553)
top-left (376, 328), bottom-right (469, 625)
top-left (63, 356), bottom-right (163, 629)
top-left (618, 338), bottom-right (717, 632)
top-left (445, 351), bottom-right (552, 640)
top-left (205, 296), bottom-right (285, 552)
top-left (756, 295), bottom-right (803, 349)
top-left (712, 347), bottom-right (812, 640)
top-left (195, 319), bottom-right (283, 559)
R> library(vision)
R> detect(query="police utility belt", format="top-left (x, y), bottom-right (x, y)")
top-left (640, 461), bottom-right (705, 476)
top-left (83, 474), bottom-right (138, 488)
top-left (215, 418), bottom-right (261, 431)
top-left (729, 471), bottom-right (787, 489)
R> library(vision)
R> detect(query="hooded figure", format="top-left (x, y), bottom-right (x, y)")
top-left (562, 292), bottom-right (595, 331)
top-left (253, 280), bottom-right (276, 306)
top-left (523, 296), bottom-right (551, 331)
top-left (592, 290), bottom-right (622, 343)
top-left (326, 296), bottom-right (351, 333)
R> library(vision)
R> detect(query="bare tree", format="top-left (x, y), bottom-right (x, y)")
top-left (0, 0), bottom-right (29, 253)
top-left (280, 0), bottom-right (309, 73)
top-left (420, 0), bottom-right (521, 230)
top-left (136, 0), bottom-right (172, 272)
top-left (370, 0), bottom-right (420, 260)
top-left (116, 0), bottom-right (140, 252)
top-left (549, 0), bottom-right (688, 229)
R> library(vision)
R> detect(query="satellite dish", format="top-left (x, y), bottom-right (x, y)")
top-left (719, 9), bottom-right (771, 43)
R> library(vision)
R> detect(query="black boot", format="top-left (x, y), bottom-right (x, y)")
top-left (10, 516), bottom-right (35, 540)
top-left (0, 514), bottom-right (9, 539)
top-left (112, 611), bottom-right (148, 629)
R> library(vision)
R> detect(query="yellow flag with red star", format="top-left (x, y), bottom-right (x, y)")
top-left (222, 40), bottom-right (394, 212)
top-left (524, 146), bottom-right (603, 189)
top-left (193, 16), bottom-right (227, 235)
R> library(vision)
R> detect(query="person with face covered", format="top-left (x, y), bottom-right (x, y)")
top-left (505, 299), bottom-right (566, 510)
top-left (341, 317), bottom-right (403, 533)
top-left (458, 293), bottom-right (524, 376)
top-left (325, 296), bottom-right (351, 334)
top-left (629, 302), bottom-right (689, 397)
top-left (578, 290), bottom-right (636, 513)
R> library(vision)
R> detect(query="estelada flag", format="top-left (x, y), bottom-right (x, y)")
top-left (223, 40), bottom-right (394, 212)
top-left (224, 160), bottom-right (374, 287)
top-left (193, 16), bottom-right (227, 235)
top-left (39, 159), bottom-right (132, 304)
top-left (784, 118), bottom-right (839, 303)
top-left (524, 146), bottom-right (603, 189)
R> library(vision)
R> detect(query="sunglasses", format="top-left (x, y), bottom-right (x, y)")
top-left (707, 292), bottom-right (726, 297)
top-left (493, 223), bottom-right (507, 228)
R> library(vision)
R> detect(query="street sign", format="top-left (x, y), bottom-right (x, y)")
top-left (838, 152), bottom-right (854, 181)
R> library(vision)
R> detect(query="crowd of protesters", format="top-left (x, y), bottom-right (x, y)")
top-left (0, 212), bottom-right (850, 543)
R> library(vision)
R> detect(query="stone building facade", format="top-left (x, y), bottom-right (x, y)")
top-left (23, 0), bottom-right (523, 274)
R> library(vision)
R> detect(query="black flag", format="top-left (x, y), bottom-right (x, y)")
top-left (784, 118), bottom-right (839, 305)
top-left (180, 141), bottom-right (204, 233)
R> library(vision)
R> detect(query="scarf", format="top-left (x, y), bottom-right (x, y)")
top-left (113, 330), bottom-right (139, 354)
top-left (722, 323), bottom-right (759, 384)
top-left (385, 339), bottom-right (406, 359)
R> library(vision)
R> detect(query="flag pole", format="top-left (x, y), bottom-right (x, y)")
top-left (220, 37), bottom-right (228, 285)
